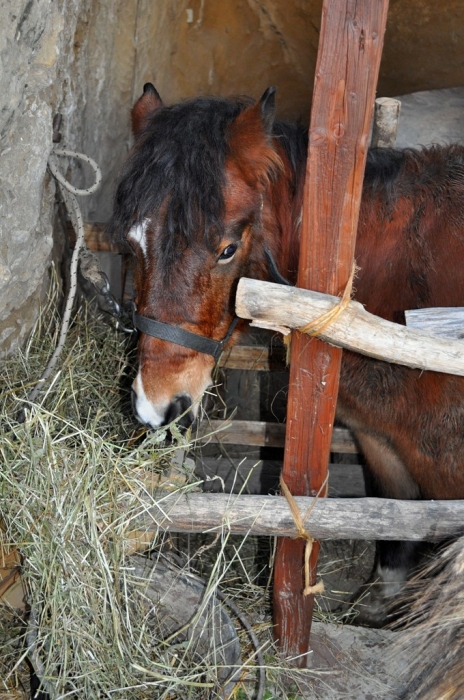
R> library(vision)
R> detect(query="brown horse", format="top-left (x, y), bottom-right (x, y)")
top-left (110, 84), bottom-right (464, 625)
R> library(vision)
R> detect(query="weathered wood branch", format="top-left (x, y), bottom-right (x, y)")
top-left (218, 343), bottom-right (286, 371)
top-left (371, 96), bottom-right (401, 147)
top-left (235, 278), bottom-right (464, 376)
top-left (130, 492), bottom-right (464, 542)
top-left (405, 307), bottom-right (464, 340)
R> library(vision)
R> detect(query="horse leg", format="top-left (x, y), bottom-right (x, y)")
top-left (348, 429), bottom-right (422, 627)
top-left (353, 539), bottom-right (423, 627)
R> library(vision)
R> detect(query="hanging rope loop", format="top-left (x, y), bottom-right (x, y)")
top-left (22, 144), bottom-right (103, 412)
top-left (48, 148), bottom-right (102, 196)
top-left (280, 475), bottom-right (327, 596)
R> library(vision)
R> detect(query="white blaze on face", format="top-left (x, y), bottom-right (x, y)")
top-left (128, 218), bottom-right (150, 257)
top-left (132, 371), bottom-right (167, 428)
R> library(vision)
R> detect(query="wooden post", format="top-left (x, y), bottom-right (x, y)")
top-left (371, 96), bottom-right (401, 147)
top-left (273, 0), bottom-right (390, 661)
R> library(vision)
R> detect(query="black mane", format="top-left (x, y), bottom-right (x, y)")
top-left (109, 96), bottom-right (252, 262)
top-left (364, 143), bottom-right (464, 205)
top-left (108, 95), bottom-right (309, 264)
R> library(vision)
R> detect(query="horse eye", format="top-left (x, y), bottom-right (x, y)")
top-left (218, 243), bottom-right (238, 262)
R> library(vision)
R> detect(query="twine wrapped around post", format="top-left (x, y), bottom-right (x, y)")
top-left (279, 476), bottom-right (328, 596)
top-left (284, 261), bottom-right (358, 361)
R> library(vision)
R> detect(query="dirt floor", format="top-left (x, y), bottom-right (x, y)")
top-left (308, 622), bottom-right (411, 700)
top-left (0, 604), bottom-right (414, 700)
top-left (0, 534), bottom-right (415, 700)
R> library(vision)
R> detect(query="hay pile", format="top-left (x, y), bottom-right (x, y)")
top-left (0, 286), bottom-right (317, 699)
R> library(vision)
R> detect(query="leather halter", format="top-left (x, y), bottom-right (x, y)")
top-left (133, 246), bottom-right (290, 361)
top-left (133, 312), bottom-right (240, 361)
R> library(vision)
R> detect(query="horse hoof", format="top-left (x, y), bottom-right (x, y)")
top-left (347, 582), bottom-right (400, 628)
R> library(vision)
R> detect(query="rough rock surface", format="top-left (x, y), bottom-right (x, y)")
top-left (395, 87), bottom-right (464, 148)
top-left (0, 0), bottom-right (138, 356)
top-left (0, 0), bottom-right (84, 355)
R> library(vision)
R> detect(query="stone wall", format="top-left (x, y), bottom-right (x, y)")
top-left (0, 0), bottom-right (138, 356)
top-left (1, 0), bottom-right (464, 356)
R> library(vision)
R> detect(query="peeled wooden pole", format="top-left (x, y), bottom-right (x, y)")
top-left (126, 493), bottom-right (464, 542)
top-left (235, 279), bottom-right (464, 377)
top-left (274, 0), bottom-right (390, 660)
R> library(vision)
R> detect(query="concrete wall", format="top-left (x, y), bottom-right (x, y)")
top-left (1, 0), bottom-right (464, 356)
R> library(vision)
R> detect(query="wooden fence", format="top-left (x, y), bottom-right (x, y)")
top-left (128, 492), bottom-right (464, 543)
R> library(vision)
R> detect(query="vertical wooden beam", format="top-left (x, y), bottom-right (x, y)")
top-left (273, 0), bottom-right (390, 661)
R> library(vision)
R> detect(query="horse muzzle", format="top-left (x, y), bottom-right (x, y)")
top-left (131, 382), bottom-right (196, 430)
top-left (130, 309), bottom-right (241, 431)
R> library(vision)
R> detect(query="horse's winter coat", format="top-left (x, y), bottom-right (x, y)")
top-left (109, 84), bottom-right (464, 626)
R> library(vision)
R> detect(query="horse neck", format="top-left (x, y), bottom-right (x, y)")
top-left (270, 128), bottom-right (307, 284)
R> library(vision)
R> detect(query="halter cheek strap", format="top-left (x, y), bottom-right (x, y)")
top-left (133, 312), bottom-right (240, 361)
top-left (264, 246), bottom-right (292, 286)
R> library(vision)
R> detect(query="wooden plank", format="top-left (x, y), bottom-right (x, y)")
top-left (218, 343), bottom-right (286, 371)
top-left (0, 521), bottom-right (24, 610)
top-left (197, 420), bottom-right (358, 453)
top-left (195, 459), bottom-right (366, 497)
top-left (131, 492), bottom-right (464, 542)
top-left (235, 280), bottom-right (464, 376)
top-left (275, 0), bottom-right (390, 659)
top-left (405, 307), bottom-right (464, 340)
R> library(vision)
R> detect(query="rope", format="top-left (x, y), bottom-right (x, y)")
top-left (23, 147), bottom-right (102, 410)
top-left (48, 148), bottom-right (102, 195)
top-left (280, 475), bottom-right (327, 596)
top-left (283, 261), bottom-right (358, 361)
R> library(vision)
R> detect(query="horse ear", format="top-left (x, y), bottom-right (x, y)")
top-left (131, 83), bottom-right (163, 137)
top-left (259, 86), bottom-right (277, 136)
top-left (228, 87), bottom-right (282, 187)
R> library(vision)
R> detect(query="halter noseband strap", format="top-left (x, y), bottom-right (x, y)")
top-left (133, 312), bottom-right (240, 361)
top-left (133, 247), bottom-right (289, 360)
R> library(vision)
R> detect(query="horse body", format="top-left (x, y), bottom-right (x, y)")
top-left (110, 84), bottom-right (464, 625)
top-left (342, 146), bottom-right (464, 499)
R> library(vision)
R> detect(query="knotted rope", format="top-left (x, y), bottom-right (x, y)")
top-left (284, 261), bottom-right (358, 361)
top-left (24, 148), bottom-right (102, 408)
top-left (280, 475), bottom-right (327, 596)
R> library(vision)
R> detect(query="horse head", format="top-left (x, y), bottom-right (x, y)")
top-left (110, 84), bottom-right (297, 429)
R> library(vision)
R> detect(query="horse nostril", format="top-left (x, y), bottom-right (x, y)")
top-left (164, 394), bottom-right (193, 428)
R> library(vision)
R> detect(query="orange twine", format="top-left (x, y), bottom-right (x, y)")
top-left (284, 261), bottom-right (359, 362)
top-left (280, 475), bottom-right (328, 596)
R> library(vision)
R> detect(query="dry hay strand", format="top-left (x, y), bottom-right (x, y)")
top-left (0, 282), bottom-right (322, 700)
top-left (392, 537), bottom-right (464, 700)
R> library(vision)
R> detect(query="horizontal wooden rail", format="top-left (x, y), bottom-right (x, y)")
top-left (197, 420), bottom-right (358, 453)
top-left (236, 278), bottom-right (464, 376)
top-left (129, 492), bottom-right (464, 542)
top-left (218, 344), bottom-right (286, 371)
